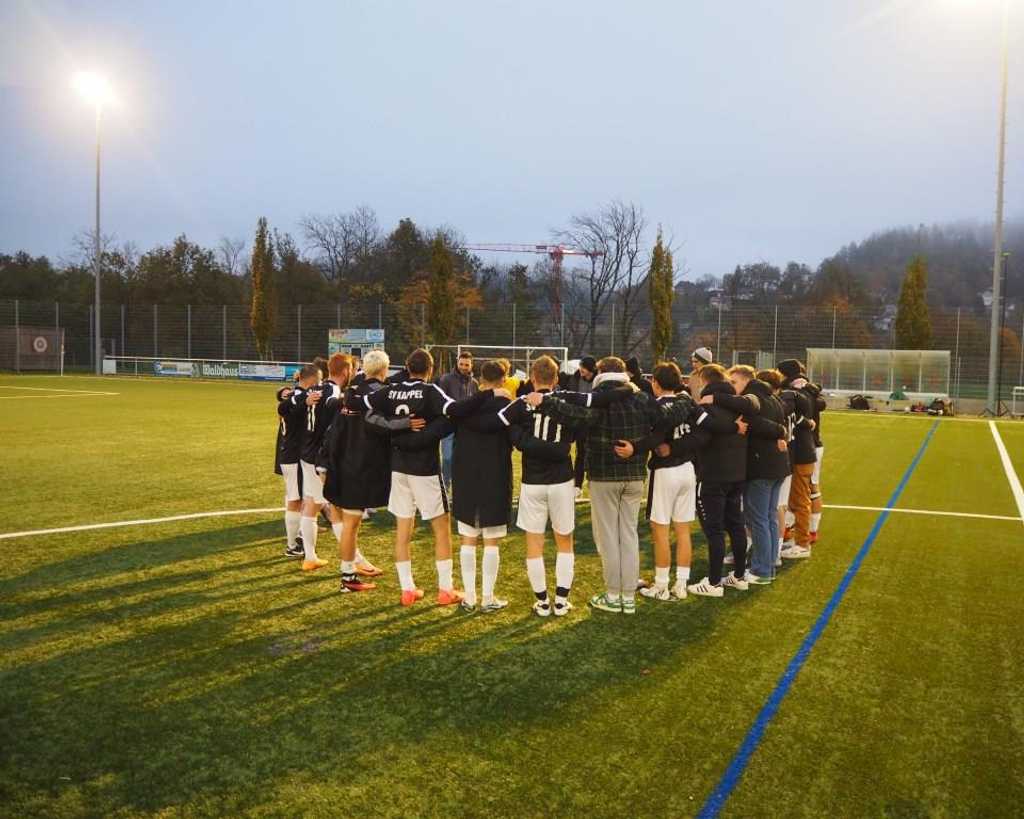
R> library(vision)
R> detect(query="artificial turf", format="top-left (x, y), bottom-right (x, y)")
top-left (1, 375), bottom-right (1022, 818)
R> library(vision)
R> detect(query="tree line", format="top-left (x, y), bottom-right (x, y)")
top-left (2, 205), bottom-right (1021, 359)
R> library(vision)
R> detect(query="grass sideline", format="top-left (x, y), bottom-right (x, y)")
top-left (1, 374), bottom-right (1023, 818)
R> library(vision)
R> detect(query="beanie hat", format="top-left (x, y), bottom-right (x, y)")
top-left (777, 359), bottom-right (804, 380)
top-left (579, 356), bottom-right (597, 372)
top-left (692, 347), bottom-right (713, 365)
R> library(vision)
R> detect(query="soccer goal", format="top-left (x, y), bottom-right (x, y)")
top-left (432, 341), bottom-right (573, 380)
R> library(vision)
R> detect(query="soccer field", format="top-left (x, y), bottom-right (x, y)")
top-left (1, 375), bottom-right (1023, 818)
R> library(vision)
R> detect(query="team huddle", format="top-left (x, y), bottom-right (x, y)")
top-left (273, 345), bottom-right (826, 615)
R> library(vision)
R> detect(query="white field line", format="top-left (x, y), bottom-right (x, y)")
top-left (0, 501), bottom-right (1020, 542)
top-left (0, 385), bottom-right (119, 394)
top-left (989, 421), bottom-right (1024, 525)
top-left (0, 393), bottom-right (119, 400)
top-left (824, 503), bottom-right (1022, 523)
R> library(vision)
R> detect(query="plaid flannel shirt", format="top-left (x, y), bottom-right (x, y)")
top-left (543, 383), bottom-right (691, 482)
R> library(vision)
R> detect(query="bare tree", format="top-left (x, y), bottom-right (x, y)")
top-left (554, 200), bottom-right (648, 355)
top-left (299, 204), bottom-right (380, 282)
top-left (217, 236), bottom-right (246, 276)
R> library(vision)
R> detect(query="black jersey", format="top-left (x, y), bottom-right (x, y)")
top-left (364, 379), bottom-right (454, 476)
top-left (643, 394), bottom-right (708, 471)
top-left (499, 391), bottom-right (576, 485)
top-left (277, 386), bottom-right (309, 465)
top-left (300, 379), bottom-right (343, 464)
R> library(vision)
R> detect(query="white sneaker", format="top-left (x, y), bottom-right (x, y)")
top-left (553, 598), bottom-right (573, 617)
top-left (671, 580), bottom-right (688, 600)
top-left (532, 599), bottom-right (551, 617)
top-left (781, 545), bottom-right (811, 559)
top-left (481, 597), bottom-right (509, 612)
top-left (687, 577), bottom-right (724, 598)
top-left (722, 573), bottom-right (749, 591)
top-left (639, 585), bottom-right (672, 601)
top-left (774, 556), bottom-right (783, 568)
top-left (745, 571), bottom-right (772, 585)
top-left (574, 487), bottom-right (584, 501)
top-left (723, 554), bottom-right (735, 566)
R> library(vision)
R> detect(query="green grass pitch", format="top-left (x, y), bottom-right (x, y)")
top-left (1, 375), bottom-right (1023, 818)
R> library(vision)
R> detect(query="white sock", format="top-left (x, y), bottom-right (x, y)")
top-left (675, 565), bottom-right (690, 583)
top-left (526, 556), bottom-right (547, 599)
top-left (436, 558), bottom-right (454, 592)
top-left (785, 510), bottom-right (795, 528)
top-left (482, 546), bottom-right (500, 600)
top-left (299, 516), bottom-right (318, 559)
top-left (341, 560), bottom-right (355, 575)
top-left (331, 522), bottom-right (342, 542)
top-left (555, 551), bottom-right (574, 596)
top-left (810, 512), bottom-right (821, 533)
top-left (396, 560), bottom-right (415, 591)
top-left (285, 510), bottom-right (301, 546)
top-left (607, 592), bottom-right (621, 603)
top-left (655, 566), bottom-right (670, 589)
top-left (460, 546), bottom-right (477, 605)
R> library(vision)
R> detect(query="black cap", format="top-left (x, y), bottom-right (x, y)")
top-left (579, 356), bottom-right (597, 372)
top-left (777, 359), bottom-right (804, 380)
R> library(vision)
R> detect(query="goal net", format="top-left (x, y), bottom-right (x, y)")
top-left (428, 345), bottom-right (569, 381)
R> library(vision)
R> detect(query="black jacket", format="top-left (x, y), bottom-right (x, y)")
top-left (451, 394), bottom-right (513, 527)
top-left (638, 392), bottom-right (709, 470)
top-left (780, 383), bottom-right (817, 465)
top-left (694, 381), bottom-right (748, 484)
top-left (803, 381), bottom-right (826, 448)
top-left (710, 379), bottom-right (790, 481)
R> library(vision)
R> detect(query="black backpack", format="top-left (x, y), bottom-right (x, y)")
top-left (849, 394), bottom-right (870, 411)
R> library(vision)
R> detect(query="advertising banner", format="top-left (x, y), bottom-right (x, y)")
top-left (153, 360), bottom-right (195, 377)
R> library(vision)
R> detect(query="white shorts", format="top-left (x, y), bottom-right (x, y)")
top-left (811, 446), bottom-right (824, 486)
top-left (778, 474), bottom-right (792, 509)
top-left (517, 480), bottom-right (575, 535)
top-left (457, 520), bottom-right (508, 540)
top-left (281, 462), bottom-right (301, 502)
top-left (647, 462), bottom-right (697, 525)
top-left (388, 472), bottom-right (448, 521)
top-left (300, 460), bottom-right (325, 504)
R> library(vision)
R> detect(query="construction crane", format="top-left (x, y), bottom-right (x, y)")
top-left (463, 243), bottom-right (604, 322)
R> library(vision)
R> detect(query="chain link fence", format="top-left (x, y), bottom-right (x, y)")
top-left (1, 298), bottom-right (1022, 402)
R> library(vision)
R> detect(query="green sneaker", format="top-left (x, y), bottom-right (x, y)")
top-left (621, 597), bottom-right (637, 615)
top-left (588, 593), bottom-right (622, 614)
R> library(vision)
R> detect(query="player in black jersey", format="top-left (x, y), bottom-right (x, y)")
top-left (363, 348), bottom-right (495, 607)
top-left (634, 362), bottom-right (709, 601)
top-left (277, 364), bottom-right (321, 562)
top-left (296, 353), bottom-right (352, 571)
top-left (502, 356), bottom-right (634, 616)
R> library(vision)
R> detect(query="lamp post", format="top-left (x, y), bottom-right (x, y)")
top-left (74, 72), bottom-right (113, 375)
top-left (987, 0), bottom-right (1010, 415)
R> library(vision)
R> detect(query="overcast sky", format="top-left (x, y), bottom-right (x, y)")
top-left (1, 0), bottom-right (1022, 278)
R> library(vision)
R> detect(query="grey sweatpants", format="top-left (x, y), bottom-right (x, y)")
top-left (589, 480), bottom-right (644, 597)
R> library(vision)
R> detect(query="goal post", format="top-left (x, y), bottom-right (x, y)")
top-left (452, 344), bottom-right (570, 380)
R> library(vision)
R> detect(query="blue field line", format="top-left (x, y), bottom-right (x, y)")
top-left (697, 419), bottom-right (940, 818)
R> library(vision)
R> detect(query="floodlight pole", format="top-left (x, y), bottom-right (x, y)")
top-left (93, 104), bottom-right (103, 375)
top-left (987, 0), bottom-right (1010, 414)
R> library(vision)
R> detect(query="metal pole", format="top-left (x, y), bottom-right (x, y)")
top-left (465, 305), bottom-right (470, 343)
top-left (560, 304), bottom-right (565, 349)
top-left (297, 304), bottom-right (302, 360)
top-left (88, 304), bottom-right (93, 371)
top-left (831, 304), bottom-right (837, 349)
top-left (153, 304), bottom-right (158, 357)
top-left (336, 303), bottom-right (341, 329)
top-left (772, 305), bottom-right (779, 360)
top-left (421, 303), bottom-right (426, 347)
top-left (14, 299), bottom-right (20, 373)
top-left (55, 302), bottom-right (60, 374)
top-left (953, 308), bottom-right (961, 400)
top-left (377, 302), bottom-right (382, 330)
top-left (120, 304), bottom-right (125, 358)
top-left (187, 304), bottom-right (192, 359)
top-left (715, 301), bottom-right (722, 358)
top-left (1019, 309), bottom-right (1024, 389)
top-left (222, 305), bottom-right (227, 360)
top-left (988, 0), bottom-right (1010, 413)
top-left (93, 104), bottom-right (102, 375)
top-left (512, 302), bottom-right (517, 350)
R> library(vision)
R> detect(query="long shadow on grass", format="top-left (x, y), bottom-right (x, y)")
top-left (0, 510), bottom-right (805, 816)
